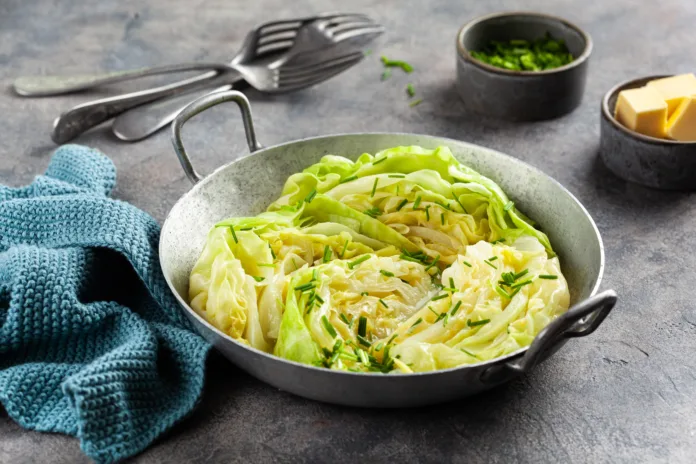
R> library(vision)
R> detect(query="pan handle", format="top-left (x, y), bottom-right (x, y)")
top-left (171, 90), bottom-right (262, 184)
top-left (479, 289), bottom-right (618, 385)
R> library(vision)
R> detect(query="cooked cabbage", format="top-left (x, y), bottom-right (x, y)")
top-left (188, 145), bottom-right (570, 373)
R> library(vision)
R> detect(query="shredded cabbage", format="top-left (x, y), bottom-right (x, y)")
top-left (189, 145), bottom-right (570, 373)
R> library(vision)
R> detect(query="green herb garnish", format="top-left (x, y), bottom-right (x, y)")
top-left (357, 335), bottom-right (371, 348)
top-left (358, 316), bottom-right (368, 337)
top-left (348, 255), bottom-right (371, 269)
top-left (341, 175), bottom-right (358, 184)
top-left (294, 282), bottom-right (315, 292)
top-left (371, 178), bottom-right (379, 197)
top-left (252, 276), bottom-right (265, 282)
top-left (413, 195), bottom-right (422, 210)
top-left (409, 98), bottom-right (423, 107)
top-left (450, 301), bottom-right (462, 316)
top-left (431, 293), bottom-right (448, 301)
top-left (406, 83), bottom-right (416, 97)
top-left (462, 260), bottom-right (472, 267)
top-left (396, 199), bottom-right (409, 211)
top-left (380, 270), bottom-right (395, 277)
top-left (460, 348), bottom-right (478, 358)
top-left (504, 201), bottom-right (514, 211)
top-left (440, 213), bottom-right (445, 225)
top-left (379, 299), bottom-right (389, 308)
top-left (339, 313), bottom-right (351, 326)
top-left (340, 239), bottom-right (349, 258)
top-left (425, 254), bottom-right (440, 271)
top-left (230, 226), bottom-right (238, 243)
top-left (484, 260), bottom-right (497, 270)
top-left (468, 318), bottom-right (491, 327)
top-left (364, 207), bottom-right (381, 218)
top-left (360, 291), bottom-right (369, 296)
top-left (470, 34), bottom-right (574, 72)
top-left (388, 174), bottom-right (405, 178)
top-left (409, 318), bottom-right (423, 331)
top-left (323, 245), bottom-right (332, 263)
top-left (381, 56), bottom-right (414, 73)
top-left (304, 189), bottom-right (317, 203)
top-left (539, 274), bottom-right (558, 280)
top-left (425, 205), bottom-right (431, 221)
top-left (258, 263), bottom-right (275, 268)
top-left (321, 315), bottom-right (338, 338)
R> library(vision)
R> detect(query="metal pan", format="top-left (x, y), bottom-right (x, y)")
top-left (160, 90), bottom-right (617, 407)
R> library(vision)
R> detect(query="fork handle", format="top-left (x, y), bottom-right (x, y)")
top-left (50, 70), bottom-right (242, 144)
top-left (13, 62), bottom-right (231, 97)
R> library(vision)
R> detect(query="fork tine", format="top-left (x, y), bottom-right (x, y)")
top-left (258, 30), bottom-right (297, 45)
top-left (317, 14), bottom-right (375, 27)
top-left (331, 25), bottom-right (385, 43)
top-left (327, 22), bottom-right (385, 37)
top-left (278, 49), bottom-right (363, 77)
top-left (258, 13), bottom-right (372, 34)
top-left (278, 52), bottom-right (364, 84)
top-left (256, 40), bottom-right (295, 56)
top-left (275, 55), bottom-right (364, 92)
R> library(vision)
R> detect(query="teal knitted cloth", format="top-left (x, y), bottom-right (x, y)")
top-left (0, 145), bottom-right (210, 463)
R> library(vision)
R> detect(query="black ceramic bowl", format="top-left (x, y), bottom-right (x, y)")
top-left (456, 11), bottom-right (592, 121)
top-left (600, 75), bottom-right (696, 190)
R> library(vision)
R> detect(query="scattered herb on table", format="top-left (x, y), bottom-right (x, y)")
top-left (470, 34), bottom-right (574, 71)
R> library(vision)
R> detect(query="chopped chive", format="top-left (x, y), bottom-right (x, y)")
top-left (381, 69), bottom-right (392, 81)
top-left (452, 192), bottom-right (468, 214)
top-left (360, 291), bottom-right (369, 296)
top-left (468, 319), bottom-right (491, 327)
top-left (339, 313), bottom-right (351, 326)
top-left (435, 312), bottom-right (447, 323)
top-left (304, 189), bottom-right (317, 203)
top-left (400, 278), bottom-right (409, 284)
top-left (388, 174), bottom-right (405, 178)
top-left (441, 213), bottom-right (445, 225)
top-left (380, 270), bottom-right (395, 277)
top-left (311, 269), bottom-right (318, 281)
top-left (406, 83), bottom-right (416, 97)
top-left (450, 301), bottom-right (462, 316)
top-left (491, 238), bottom-right (506, 244)
top-left (495, 285), bottom-right (512, 300)
top-left (425, 255), bottom-right (440, 271)
top-left (357, 335), bottom-right (371, 348)
top-left (504, 201), bottom-right (514, 212)
top-left (409, 318), bottom-right (423, 330)
top-left (269, 246), bottom-right (276, 259)
top-left (436, 200), bottom-right (451, 211)
top-left (321, 315), bottom-right (338, 338)
top-left (340, 239), bottom-right (349, 258)
top-left (375, 342), bottom-right (384, 351)
top-left (425, 205), bottom-right (431, 221)
top-left (511, 280), bottom-right (533, 289)
top-left (329, 350), bottom-right (341, 364)
top-left (341, 175), bottom-right (358, 184)
top-left (399, 254), bottom-right (422, 264)
top-left (443, 313), bottom-right (450, 326)
top-left (539, 274), bottom-right (558, 280)
top-left (386, 333), bottom-right (398, 345)
top-left (252, 276), bottom-right (265, 282)
top-left (294, 282), bottom-right (315, 292)
top-left (428, 306), bottom-right (439, 317)
top-left (409, 98), bottom-right (423, 107)
top-left (230, 226), bottom-right (238, 243)
top-left (381, 56), bottom-right (414, 72)
top-left (322, 347), bottom-right (332, 358)
top-left (488, 256), bottom-right (498, 262)
top-left (364, 207), bottom-right (381, 218)
top-left (431, 293), bottom-right (448, 301)
top-left (315, 294), bottom-right (325, 304)
top-left (514, 269), bottom-right (529, 280)
top-left (396, 199), bottom-right (409, 211)
top-left (373, 157), bottom-right (388, 166)
top-left (358, 316), bottom-right (367, 337)
top-left (292, 259), bottom-right (299, 271)
top-left (323, 245), bottom-right (332, 263)
top-left (371, 178), bottom-right (379, 197)
top-left (348, 255), bottom-right (370, 269)
top-left (484, 260), bottom-right (497, 270)
top-left (258, 263), bottom-right (275, 267)
top-left (449, 277), bottom-right (455, 291)
top-left (413, 195), bottom-right (422, 210)
top-left (462, 260), bottom-right (472, 267)
top-left (358, 348), bottom-right (370, 364)
top-left (379, 299), bottom-right (388, 308)
top-left (460, 348), bottom-right (478, 358)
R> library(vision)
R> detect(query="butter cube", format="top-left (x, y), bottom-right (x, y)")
top-left (666, 96), bottom-right (696, 142)
top-left (614, 86), bottom-right (668, 139)
top-left (646, 73), bottom-right (696, 115)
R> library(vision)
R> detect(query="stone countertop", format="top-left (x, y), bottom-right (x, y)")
top-left (1, 0), bottom-right (695, 462)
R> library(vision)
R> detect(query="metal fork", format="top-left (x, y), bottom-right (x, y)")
top-left (14, 13), bottom-right (371, 96)
top-left (51, 15), bottom-right (382, 144)
top-left (112, 21), bottom-right (382, 141)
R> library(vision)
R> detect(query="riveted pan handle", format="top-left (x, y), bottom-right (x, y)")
top-left (171, 90), bottom-right (262, 184)
top-left (480, 289), bottom-right (618, 385)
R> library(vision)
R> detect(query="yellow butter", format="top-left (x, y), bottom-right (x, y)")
top-left (666, 96), bottom-right (696, 142)
top-left (614, 86), bottom-right (668, 139)
top-left (646, 73), bottom-right (696, 116)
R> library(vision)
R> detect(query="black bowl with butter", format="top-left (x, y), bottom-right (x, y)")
top-left (456, 11), bottom-right (592, 121)
top-left (600, 75), bottom-right (696, 191)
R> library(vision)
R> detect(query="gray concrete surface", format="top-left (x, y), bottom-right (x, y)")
top-left (1, 0), bottom-right (695, 462)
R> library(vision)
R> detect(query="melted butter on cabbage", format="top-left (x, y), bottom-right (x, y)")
top-left (188, 145), bottom-right (570, 373)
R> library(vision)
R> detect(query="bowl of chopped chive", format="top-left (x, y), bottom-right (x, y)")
top-left (456, 11), bottom-right (592, 121)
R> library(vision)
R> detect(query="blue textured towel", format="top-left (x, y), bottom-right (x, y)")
top-left (0, 145), bottom-right (210, 463)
